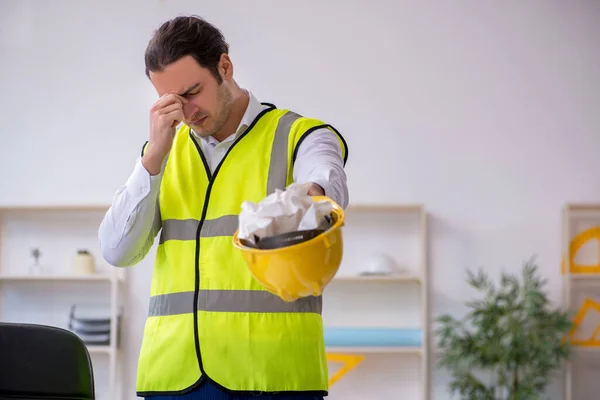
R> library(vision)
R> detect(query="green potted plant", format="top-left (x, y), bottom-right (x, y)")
top-left (435, 257), bottom-right (573, 399)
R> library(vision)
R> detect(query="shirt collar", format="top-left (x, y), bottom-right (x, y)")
top-left (192, 89), bottom-right (264, 145)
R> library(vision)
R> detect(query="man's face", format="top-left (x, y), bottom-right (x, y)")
top-left (149, 55), bottom-right (232, 138)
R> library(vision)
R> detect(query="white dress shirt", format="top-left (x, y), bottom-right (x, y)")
top-left (98, 90), bottom-right (349, 267)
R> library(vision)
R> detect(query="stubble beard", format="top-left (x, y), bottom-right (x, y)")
top-left (199, 84), bottom-right (233, 139)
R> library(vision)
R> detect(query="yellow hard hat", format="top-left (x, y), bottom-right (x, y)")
top-left (232, 196), bottom-right (345, 302)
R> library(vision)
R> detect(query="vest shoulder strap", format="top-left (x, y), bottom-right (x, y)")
top-left (289, 119), bottom-right (348, 167)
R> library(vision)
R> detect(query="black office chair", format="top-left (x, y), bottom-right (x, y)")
top-left (0, 322), bottom-right (95, 400)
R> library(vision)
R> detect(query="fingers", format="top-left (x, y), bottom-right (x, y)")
top-left (158, 102), bottom-right (183, 115)
top-left (160, 108), bottom-right (185, 128)
top-left (151, 93), bottom-right (188, 113)
top-left (172, 93), bottom-right (188, 104)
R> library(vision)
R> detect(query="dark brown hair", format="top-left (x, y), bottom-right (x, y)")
top-left (144, 15), bottom-right (229, 83)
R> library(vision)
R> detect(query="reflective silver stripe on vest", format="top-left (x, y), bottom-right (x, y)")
top-left (200, 214), bottom-right (238, 237)
top-left (159, 219), bottom-right (197, 244)
top-left (159, 215), bottom-right (238, 244)
top-left (159, 111), bottom-right (302, 244)
top-left (148, 290), bottom-right (322, 316)
top-left (267, 111), bottom-right (301, 195)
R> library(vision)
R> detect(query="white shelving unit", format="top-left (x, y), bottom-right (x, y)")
top-left (0, 205), bottom-right (124, 400)
top-left (325, 345), bottom-right (423, 354)
top-left (332, 274), bottom-right (422, 283)
top-left (562, 203), bottom-right (600, 400)
top-left (322, 203), bottom-right (429, 400)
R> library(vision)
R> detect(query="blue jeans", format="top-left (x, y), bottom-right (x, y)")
top-left (143, 380), bottom-right (325, 400)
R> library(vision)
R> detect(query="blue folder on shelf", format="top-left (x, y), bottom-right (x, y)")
top-left (324, 327), bottom-right (422, 347)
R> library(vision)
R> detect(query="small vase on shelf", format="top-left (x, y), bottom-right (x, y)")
top-left (74, 249), bottom-right (95, 275)
top-left (28, 247), bottom-right (43, 275)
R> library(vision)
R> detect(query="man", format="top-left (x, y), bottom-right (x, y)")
top-left (99, 15), bottom-right (349, 400)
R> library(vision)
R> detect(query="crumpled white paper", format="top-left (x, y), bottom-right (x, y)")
top-left (238, 182), bottom-right (333, 245)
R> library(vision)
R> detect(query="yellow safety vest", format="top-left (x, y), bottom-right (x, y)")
top-left (135, 103), bottom-right (348, 397)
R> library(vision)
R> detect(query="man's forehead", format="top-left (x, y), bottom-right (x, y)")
top-left (150, 56), bottom-right (209, 91)
top-left (150, 72), bottom-right (203, 96)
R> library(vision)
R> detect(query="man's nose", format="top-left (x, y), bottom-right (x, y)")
top-left (183, 103), bottom-right (197, 119)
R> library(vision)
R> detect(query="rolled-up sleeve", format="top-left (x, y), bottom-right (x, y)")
top-left (292, 127), bottom-right (349, 209)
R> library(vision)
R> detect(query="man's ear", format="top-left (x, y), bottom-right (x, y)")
top-left (219, 54), bottom-right (233, 80)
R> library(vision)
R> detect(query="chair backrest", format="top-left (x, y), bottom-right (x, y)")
top-left (0, 322), bottom-right (95, 399)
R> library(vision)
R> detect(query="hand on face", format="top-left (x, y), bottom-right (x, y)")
top-left (142, 93), bottom-right (187, 175)
top-left (148, 55), bottom-right (235, 141)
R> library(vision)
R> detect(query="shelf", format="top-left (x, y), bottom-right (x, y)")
top-left (0, 205), bottom-right (110, 212)
top-left (570, 346), bottom-right (600, 352)
top-left (565, 203), bottom-right (600, 212)
top-left (333, 274), bottom-right (421, 283)
top-left (0, 274), bottom-right (121, 282)
top-left (562, 203), bottom-right (600, 400)
top-left (320, 203), bottom-right (428, 399)
top-left (326, 346), bottom-right (422, 354)
top-left (564, 274), bottom-right (600, 286)
top-left (565, 274), bottom-right (600, 280)
top-left (346, 203), bottom-right (424, 213)
top-left (0, 203), bottom-right (123, 400)
top-left (87, 345), bottom-right (114, 354)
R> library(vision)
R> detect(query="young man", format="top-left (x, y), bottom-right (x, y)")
top-left (99, 15), bottom-right (349, 400)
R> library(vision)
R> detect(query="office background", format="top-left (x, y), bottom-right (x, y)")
top-left (0, 1), bottom-right (599, 399)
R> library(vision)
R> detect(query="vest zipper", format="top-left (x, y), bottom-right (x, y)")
top-left (188, 105), bottom-right (276, 392)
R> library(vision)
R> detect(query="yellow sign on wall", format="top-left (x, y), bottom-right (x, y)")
top-left (562, 225), bottom-right (600, 348)
top-left (569, 298), bottom-right (600, 347)
top-left (326, 353), bottom-right (365, 386)
top-left (561, 226), bottom-right (600, 275)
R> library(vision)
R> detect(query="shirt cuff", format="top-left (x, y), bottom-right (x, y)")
top-left (309, 178), bottom-right (338, 206)
top-left (130, 157), bottom-right (163, 199)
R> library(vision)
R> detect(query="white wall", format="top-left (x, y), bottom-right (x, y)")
top-left (1, 0), bottom-right (599, 399)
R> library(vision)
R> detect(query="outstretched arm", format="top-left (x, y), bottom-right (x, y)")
top-left (293, 127), bottom-right (349, 209)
